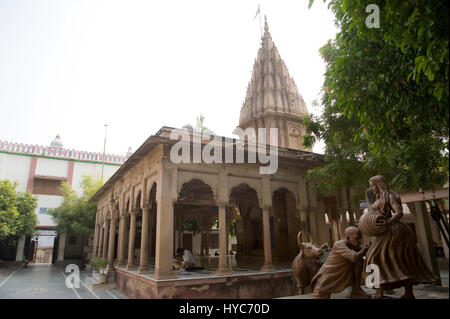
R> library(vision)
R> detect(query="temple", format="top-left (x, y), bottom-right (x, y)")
top-left (89, 18), bottom-right (446, 299)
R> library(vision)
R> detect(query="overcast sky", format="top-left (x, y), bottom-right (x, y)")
top-left (0, 0), bottom-right (337, 156)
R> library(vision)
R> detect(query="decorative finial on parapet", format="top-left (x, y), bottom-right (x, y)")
top-left (50, 134), bottom-right (63, 148)
top-left (126, 147), bottom-right (133, 157)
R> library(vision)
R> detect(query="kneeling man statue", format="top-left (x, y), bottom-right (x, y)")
top-left (311, 226), bottom-right (371, 299)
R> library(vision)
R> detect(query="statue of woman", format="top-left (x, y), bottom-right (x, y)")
top-left (358, 175), bottom-right (438, 299)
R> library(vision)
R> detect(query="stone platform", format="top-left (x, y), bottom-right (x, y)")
top-left (115, 266), bottom-right (296, 299)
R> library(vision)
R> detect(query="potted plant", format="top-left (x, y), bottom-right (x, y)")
top-left (89, 257), bottom-right (99, 273)
top-left (97, 258), bottom-right (109, 283)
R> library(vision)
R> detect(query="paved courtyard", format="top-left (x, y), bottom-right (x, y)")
top-left (0, 264), bottom-right (127, 299)
top-left (1, 263), bottom-right (448, 299)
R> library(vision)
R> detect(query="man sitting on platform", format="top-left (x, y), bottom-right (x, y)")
top-left (173, 248), bottom-right (202, 271)
top-left (311, 226), bottom-right (371, 299)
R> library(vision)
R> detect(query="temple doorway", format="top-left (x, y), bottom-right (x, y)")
top-left (272, 188), bottom-right (298, 261)
top-left (229, 184), bottom-right (261, 261)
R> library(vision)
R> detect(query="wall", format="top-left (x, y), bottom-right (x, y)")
top-left (0, 153), bottom-right (31, 192)
top-left (115, 268), bottom-right (295, 299)
top-left (36, 195), bottom-right (64, 226)
top-left (35, 157), bottom-right (68, 177)
top-left (72, 161), bottom-right (119, 196)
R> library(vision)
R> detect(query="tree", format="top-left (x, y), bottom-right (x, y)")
top-left (304, 0), bottom-right (449, 203)
top-left (0, 180), bottom-right (37, 258)
top-left (48, 175), bottom-right (103, 262)
top-left (183, 114), bottom-right (215, 135)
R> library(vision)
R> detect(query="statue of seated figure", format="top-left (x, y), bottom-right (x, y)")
top-left (311, 226), bottom-right (371, 299)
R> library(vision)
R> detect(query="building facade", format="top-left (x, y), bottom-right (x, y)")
top-left (0, 135), bottom-right (129, 263)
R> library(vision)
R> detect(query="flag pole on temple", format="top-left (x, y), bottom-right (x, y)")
top-left (254, 4), bottom-right (262, 38)
top-left (101, 124), bottom-right (107, 182)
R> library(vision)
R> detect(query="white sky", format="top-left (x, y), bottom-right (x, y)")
top-left (0, 0), bottom-right (337, 156)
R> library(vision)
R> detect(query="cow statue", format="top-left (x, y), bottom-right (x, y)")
top-left (292, 231), bottom-right (329, 294)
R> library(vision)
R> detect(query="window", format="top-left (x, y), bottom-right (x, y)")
top-left (39, 207), bottom-right (48, 215)
top-left (33, 178), bottom-right (63, 196)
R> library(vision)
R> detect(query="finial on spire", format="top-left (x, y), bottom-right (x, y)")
top-left (264, 15), bottom-right (269, 33)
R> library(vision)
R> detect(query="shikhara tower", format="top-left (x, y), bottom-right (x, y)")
top-left (236, 16), bottom-right (311, 151)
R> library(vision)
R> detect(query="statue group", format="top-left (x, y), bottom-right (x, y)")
top-left (293, 175), bottom-right (438, 299)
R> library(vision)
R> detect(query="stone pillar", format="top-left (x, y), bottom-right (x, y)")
top-left (413, 201), bottom-right (441, 283)
top-left (327, 205), bottom-right (341, 244)
top-left (261, 205), bottom-right (276, 271)
top-left (57, 233), bottom-right (66, 261)
top-left (102, 220), bottom-right (110, 258)
top-left (349, 210), bottom-right (356, 226)
top-left (330, 219), bottom-right (340, 244)
top-left (137, 206), bottom-right (151, 274)
top-left (117, 215), bottom-right (127, 267)
top-left (98, 226), bottom-right (104, 259)
top-left (126, 210), bottom-right (138, 269)
top-left (340, 210), bottom-right (349, 236)
top-left (107, 219), bottom-right (116, 267)
top-left (298, 207), bottom-right (310, 242)
top-left (153, 165), bottom-right (177, 280)
top-left (298, 177), bottom-right (311, 242)
top-left (308, 208), bottom-right (319, 244)
top-left (216, 203), bottom-right (231, 274)
top-left (15, 236), bottom-right (26, 262)
top-left (199, 227), bottom-right (205, 256)
top-left (149, 209), bottom-right (155, 258)
top-left (315, 200), bottom-right (328, 245)
top-left (308, 185), bottom-right (322, 244)
top-left (92, 224), bottom-right (100, 257)
top-left (206, 229), bottom-right (211, 256)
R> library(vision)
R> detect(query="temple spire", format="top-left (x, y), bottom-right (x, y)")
top-left (236, 18), bottom-right (310, 151)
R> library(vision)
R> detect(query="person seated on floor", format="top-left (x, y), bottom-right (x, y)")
top-left (310, 226), bottom-right (371, 299)
top-left (173, 248), bottom-right (203, 271)
top-left (172, 248), bottom-right (185, 270)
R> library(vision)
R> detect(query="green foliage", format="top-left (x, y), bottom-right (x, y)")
top-left (48, 175), bottom-right (103, 236)
top-left (183, 114), bottom-right (215, 135)
top-left (305, 1), bottom-right (449, 200)
top-left (89, 257), bottom-right (108, 270)
top-left (0, 180), bottom-right (37, 240)
top-left (228, 219), bottom-right (237, 238)
top-left (209, 219), bottom-right (236, 238)
top-left (183, 218), bottom-right (200, 235)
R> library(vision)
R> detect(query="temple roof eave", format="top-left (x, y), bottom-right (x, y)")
top-left (89, 126), bottom-right (324, 203)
